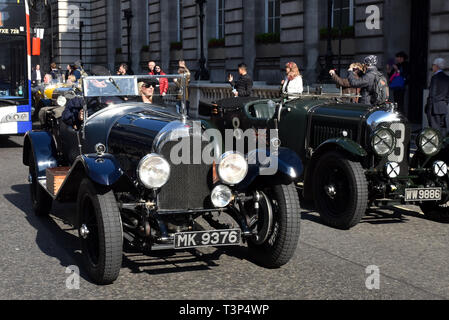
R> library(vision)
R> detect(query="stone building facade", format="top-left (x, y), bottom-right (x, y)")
top-left (37, 0), bottom-right (449, 122)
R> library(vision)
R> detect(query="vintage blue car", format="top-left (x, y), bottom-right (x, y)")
top-left (23, 75), bottom-right (303, 285)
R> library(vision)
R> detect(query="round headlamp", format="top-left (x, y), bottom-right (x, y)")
top-left (57, 96), bottom-right (67, 107)
top-left (417, 128), bottom-right (441, 156)
top-left (371, 128), bottom-right (396, 157)
top-left (137, 154), bottom-right (171, 189)
top-left (211, 185), bottom-right (233, 208)
top-left (217, 151), bottom-right (248, 185)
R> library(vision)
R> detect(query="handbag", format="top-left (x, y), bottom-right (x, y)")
top-left (389, 72), bottom-right (405, 90)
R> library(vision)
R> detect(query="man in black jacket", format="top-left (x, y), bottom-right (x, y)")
top-left (348, 55), bottom-right (380, 106)
top-left (426, 58), bottom-right (449, 136)
top-left (228, 63), bottom-right (253, 97)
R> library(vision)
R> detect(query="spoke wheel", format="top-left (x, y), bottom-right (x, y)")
top-left (313, 152), bottom-right (368, 230)
top-left (248, 183), bottom-right (301, 268)
top-left (77, 179), bottom-right (123, 285)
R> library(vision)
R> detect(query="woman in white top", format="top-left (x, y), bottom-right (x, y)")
top-left (282, 62), bottom-right (303, 97)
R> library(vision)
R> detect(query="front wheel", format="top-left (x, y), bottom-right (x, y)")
top-left (77, 179), bottom-right (123, 285)
top-left (247, 183), bottom-right (301, 268)
top-left (313, 152), bottom-right (368, 230)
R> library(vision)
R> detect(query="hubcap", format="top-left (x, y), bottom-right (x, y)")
top-left (325, 185), bottom-right (337, 199)
top-left (80, 224), bottom-right (90, 239)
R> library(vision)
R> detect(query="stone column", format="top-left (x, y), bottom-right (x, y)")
top-left (107, 0), bottom-right (122, 71)
top-left (354, 0), bottom-right (385, 68)
top-left (224, 0), bottom-right (244, 74)
top-left (303, 0), bottom-right (319, 84)
top-left (131, 0), bottom-right (149, 73)
top-left (280, 0), bottom-right (304, 84)
top-left (243, 0), bottom-right (256, 79)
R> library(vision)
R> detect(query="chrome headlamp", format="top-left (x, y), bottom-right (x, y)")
top-left (417, 128), bottom-right (441, 156)
top-left (57, 96), bottom-right (67, 107)
top-left (211, 185), bottom-right (233, 208)
top-left (137, 154), bottom-right (171, 189)
top-left (217, 151), bottom-right (248, 185)
top-left (371, 128), bottom-right (396, 157)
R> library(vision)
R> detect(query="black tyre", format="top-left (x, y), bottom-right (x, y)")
top-left (419, 202), bottom-right (449, 223)
top-left (77, 178), bottom-right (123, 285)
top-left (313, 152), bottom-right (368, 230)
top-left (29, 152), bottom-right (53, 216)
top-left (248, 183), bottom-right (301, 268)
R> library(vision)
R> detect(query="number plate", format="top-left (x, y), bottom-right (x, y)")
top-left (174, 229), bottom-right (241, 249)
top-left (405, 188), bottom-right (442, 202)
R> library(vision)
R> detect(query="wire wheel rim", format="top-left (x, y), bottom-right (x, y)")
top-left (317, 162), bottom-right (351, 217)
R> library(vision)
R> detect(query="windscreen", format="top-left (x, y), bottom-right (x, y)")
top-left (83, 76), bottom-right (138, 97)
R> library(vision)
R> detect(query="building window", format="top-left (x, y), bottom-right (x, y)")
top-left (265, 0), bottom-right (280, 34)
top-left (216, 0), bottom-right (225, 39)
top-left (177, 0), bottom-right (183, 42)
top-left (332, 0), bottom-right (355, 27)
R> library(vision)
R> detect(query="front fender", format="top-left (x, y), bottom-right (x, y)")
top-left (23, 131), bottom-right (58, 178)
top-left (237, 147), bottom-right (303, 190)
top-left (56, 154), bottom-right (127, 202)
top-left (79, 154), bottom-right (124, 186)
top-left (315, 138), bottom-right (367, 158)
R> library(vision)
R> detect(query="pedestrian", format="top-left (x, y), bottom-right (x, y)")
top-left (64, 64), bottom-right (72, 83)
top-left (117, 63), bottom-right (129, 76)
top-left (174, 60), bottom-right (191, 113)
top-left (32, 64), bottom-right (42, 86)
top-left (281, 62), bottom-right (303, 98)
top-left (348, 55), bottom-right (389, 106)
top-left (329, 62), bottom-right (365, 103)
top-left (50, 62), bottom-right (61, 83)
top-left (154, 65), bottom-right (169, 96)
top-left (71, 64), bottom-right (82, 82)
top-left (148, 61), bottom-right (156, 75)
top-left (387, 51), bottom-right (410, 114)
top-left (227, 63), bottom-right (253, 97)
top-left (426, 58), bottom-right (449, 136)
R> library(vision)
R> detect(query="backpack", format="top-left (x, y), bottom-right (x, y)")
top-left (372, 71), bottom-right (390, 105)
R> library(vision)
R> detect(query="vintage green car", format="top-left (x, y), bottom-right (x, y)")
top-left (205, 94), bottom-right (449, 229)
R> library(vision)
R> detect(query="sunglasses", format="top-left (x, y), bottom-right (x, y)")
top-left (143, 84), bottom-right (154, 88)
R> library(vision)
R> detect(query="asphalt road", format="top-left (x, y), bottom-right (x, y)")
top-left (0, 134), bottom-right (448, 300)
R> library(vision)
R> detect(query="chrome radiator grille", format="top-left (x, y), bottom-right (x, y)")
top-left (157, 139), bottom-right (213, 211)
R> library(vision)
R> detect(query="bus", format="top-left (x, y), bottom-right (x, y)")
top-left (0, 0), bottom-right (32, 136)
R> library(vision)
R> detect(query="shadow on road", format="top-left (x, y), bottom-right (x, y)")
top-left (4, 184), bottom-right (252, 283)
top-left (0, 136), bottom-right (23, 148)
top-left (4, 184), bottom-right (89, 281)
top-left (301, 205), bottom-right (436, 227)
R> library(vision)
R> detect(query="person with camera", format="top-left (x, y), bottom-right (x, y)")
top-left (329, 62), bottom-right (365, 103)
top-left (348, 55), bottom-right (388, 106)
top-left (227, 63), bottom-right (253, 97)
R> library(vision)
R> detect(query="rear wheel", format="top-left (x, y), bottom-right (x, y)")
top-left (29, 152), bottom-right (53, 216)
top-left (77, 179), bottom-right (123, 285)
top-left (313, 152), bottom-right (368, 230)
top-left (248, 183), bottom-right (301, 268)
